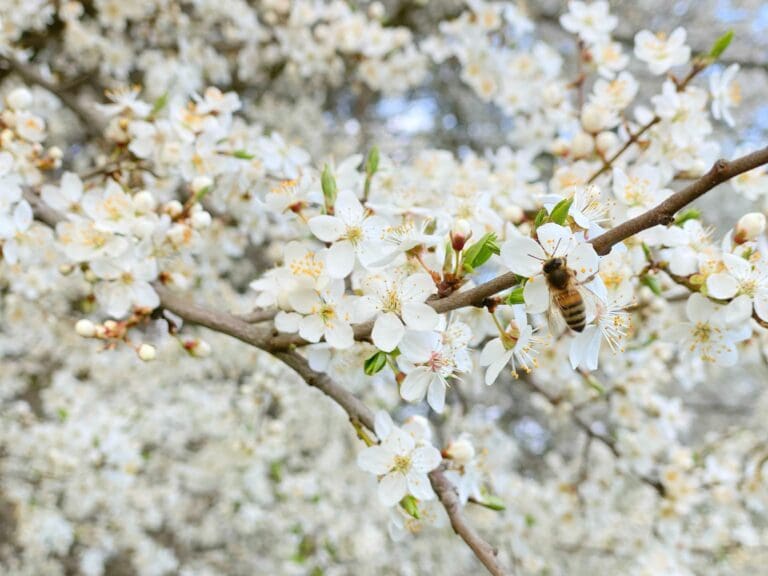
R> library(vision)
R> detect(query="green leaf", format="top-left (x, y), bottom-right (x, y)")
top-left (640, 274), bottom-right (662, 296)
top-left (641, 242), bottom-right (653, 262)
top-left (269, 460), bottom-right (283, 483)
top-left (365, 145), bottom-right (380, 176)
top-left (709, 29), bottom-right (734, 59)
top-left (674, 208), bottom-right (700, 226)
top-left (233, 149), bottom-right (255, 160)
top-left (473, 495), bottom-right (506, 511)
top-left (364, 351), bottom-right (387, 375)
top-left (462, 232), bottom-right (500, 271)
top-left (533, 207), bottom-right (548, 229)
top-left (321, 164), bottom-right (337, 208)
top-left (549, 197), bottom-right (574, 226)
top-left (150, 92), bottom-right (168, 116)
top-left (525, 513), bottom-right (536, 527)
top-left (506, 285), bottom-right (526, 305)
top-left (400, 495), bottom-right (420, 519)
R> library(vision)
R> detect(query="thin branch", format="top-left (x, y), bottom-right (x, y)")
top-left (0, 54), bottom-right (107, 135)
top-left (590, 147), bottom-right (768, 255)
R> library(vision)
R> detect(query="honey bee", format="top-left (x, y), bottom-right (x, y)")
top-left (542, 256), bottom-right (591, 333)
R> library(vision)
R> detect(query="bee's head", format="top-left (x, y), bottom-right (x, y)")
top-left (543, 257), bottom-right (565, 274)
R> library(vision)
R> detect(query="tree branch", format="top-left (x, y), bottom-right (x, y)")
top-left (0, 54), bottom-right (106, 135)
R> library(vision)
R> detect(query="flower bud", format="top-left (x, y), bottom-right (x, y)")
top-left (164, 200), bottom-right (184, 217)
top-left (184, 338), bottom-right (212, 358)
top-left (191, 209), bottom-right (212, 229)
top-left (445, 436), bottom-right (475, 465)
top-left (503, 204), bottom-right (524, 224)
top-left (7, 88), bottom-right (32, 110)
top-left (551, 138), bottom-right (569, 157)
top-left (451, 219), bottom-right (472, 251)
top-left (595, 131), bottom-right (618, 155)
top-left (580, 103), bottom-right (607, 133)
top-left (75, 319), bottom-right (96, 338)
top-left (192, 176), bottom-right (213, 194)
top-left (133, 190), bottom-right (157, 213)
top-left (570, 131), bottom-right (595, 159)
top-left (138, 343), bottom-right (157, 361)
top-left (734, 212), bottom-right (766, 244)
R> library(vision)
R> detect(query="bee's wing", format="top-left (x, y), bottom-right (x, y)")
top-left (546, 291), bottom-right (568, 338)
top-left (577, 283), bottom-right (599, 324)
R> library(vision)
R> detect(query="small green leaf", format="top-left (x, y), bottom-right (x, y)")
top-left (709, 29), bottom-right (734, 59)
top-left (506, 285), bottom-right (526, 305)
top-left (641, 242), bottom-right (653, 262)
top-left (463, 233), bottom-right (500, 271)
top-left (640, 274), bottom-right (662, 296)
top-left (549, 197), bottom-right (574, 226)
top-left (233, 149), bottom-right (255, 160)
top-left (474, 495), bottom-right (506, 511)
top-left (321, 164), bottom-right (337, 207)
top-left (365, 145), bottom-right (380, 176)
top-left (57, 408), bottom-right (69, 422)
top-left (525, 513), bottom-right (536, 527)
top-left (364, 351), bottom-right (387, 375)
top-left (150, 92), bottom-right (168, 116)
top-left (400, 495), bottom-right (420, 519)
top-left (533, 207), bottom-right (548, 229)
top-left (269, 460), bottom-right (283, 483)
top-left (674, 208), bottom-right (700, 226)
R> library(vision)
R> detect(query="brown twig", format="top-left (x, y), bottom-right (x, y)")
top-left (0, 54), bottom-right (107, 135)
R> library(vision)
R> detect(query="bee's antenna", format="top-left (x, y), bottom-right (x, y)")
top-left (553, 237), bottom-right (563, 257)
top-left (528, 253), bottom-right (545, 261)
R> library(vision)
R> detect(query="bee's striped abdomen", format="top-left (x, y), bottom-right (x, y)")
top-left (554, 288), bottom-right (586, 332)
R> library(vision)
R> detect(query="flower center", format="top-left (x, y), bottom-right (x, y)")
top-left (345, 225), bottom-right (364, 245)
top-left (391, 454), bottom-right (412, 474)
top-left (692, 322), bottom-right (712, 343)
top-left (382, 289), bottom-right (401, 314)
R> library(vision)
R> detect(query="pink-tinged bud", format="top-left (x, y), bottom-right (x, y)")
top-left (734, 212), bottom-right (766, 244)
top-left (451, 219), bottom-right (472, 251)
top-left (164, 200), bottom-right (184, 218)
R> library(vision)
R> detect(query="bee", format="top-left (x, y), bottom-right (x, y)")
top-left (542, 256), bottom-right (590, 333)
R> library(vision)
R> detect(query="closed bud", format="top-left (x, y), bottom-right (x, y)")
top-left (75, 319), bottom-right (96, 338)
top-left (191, 209), bottom-right (212, 229)
top-left (580, 103), bottom-right (607, 133)
top-left (138, 343), bottom-right (157, 362)
top-left (595, 131), bottom-right (618, 155)
top-left (133, 190), bottom-right (157, 213)
top-left (192, 175), bottom-right (213, 194)
top-left (164, 200), bottom-right (184, 217)
top-left (184, 338), bottom-right (212, 358)
top-left (570, 131), bottom-right (595, 159)
top-left (734, 212), bottom-right (766, 244)
top-left (551, 138), bottom-right (569, 157)
top-left (445, 436), bottom-right (475, 465)
top-left (7, 87), bottom-right (32, 110)
top-left (451, 218), bottom-right (472, 251)
top-left (503, 204), bottom-right (524, 224)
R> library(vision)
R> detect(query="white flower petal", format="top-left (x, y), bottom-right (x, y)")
top-left (325, 240), bottom-right (356, 279)
top-left (706, 273), bottom-right (739, 300)
top-left (378, 472), bottom-right (408, 506)
top-left (500, 235), bottom-right (544, 277)
top-left (400, 367), bottom-right (432, 403)
top-left (411, 445), bottom-right (442, 473)
top-left (406, 472), bottom-right (435, 500)
top-left (400, 273), bottom-right (437, 302)
top-left (536, 223), bottom-right (573, 257)
top-left (427, 379), bottom-right (446, 413)
top-left (372, 312), bottom-right (405, 352)
top-left (523, 277), bottom-right (550, 314)
top-left (401, 301), bottom-right (439, 331)
top-left (568, 242), bottom-right (599, 281)
top-left (357, 446), bottom-right (392, 475)
top-left (308, 215), bottom-right (345, 242)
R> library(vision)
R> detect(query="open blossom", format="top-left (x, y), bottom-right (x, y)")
top-left (91, 249), bottom-right (160, 318)
top-left (397, 323), bottom-right (472, 413)
top-left (480, 306), bottom-right (536, 383)
top-left (569, 281), bottom-right (632, 371)
top-left (275, 280), bottom-right (355, 349)
top-left (707, 253), bottom-right (768, 322)
top-left (356, 272), bottom-right (439, 352)
top-left (500, 223), bottom-right (603, 315)
top-left (666, 293), bottom-right (751, 367)
top-left (634, 28), bottom-right (690, 75)
top-left (357, 412), bottom-right (442, 506)
top-left (559, 1), bottom-right (617, 44)
top-left (41, 172), bottom-right (84, 216)
top-left (308, 189), bottom-right (387, 278)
